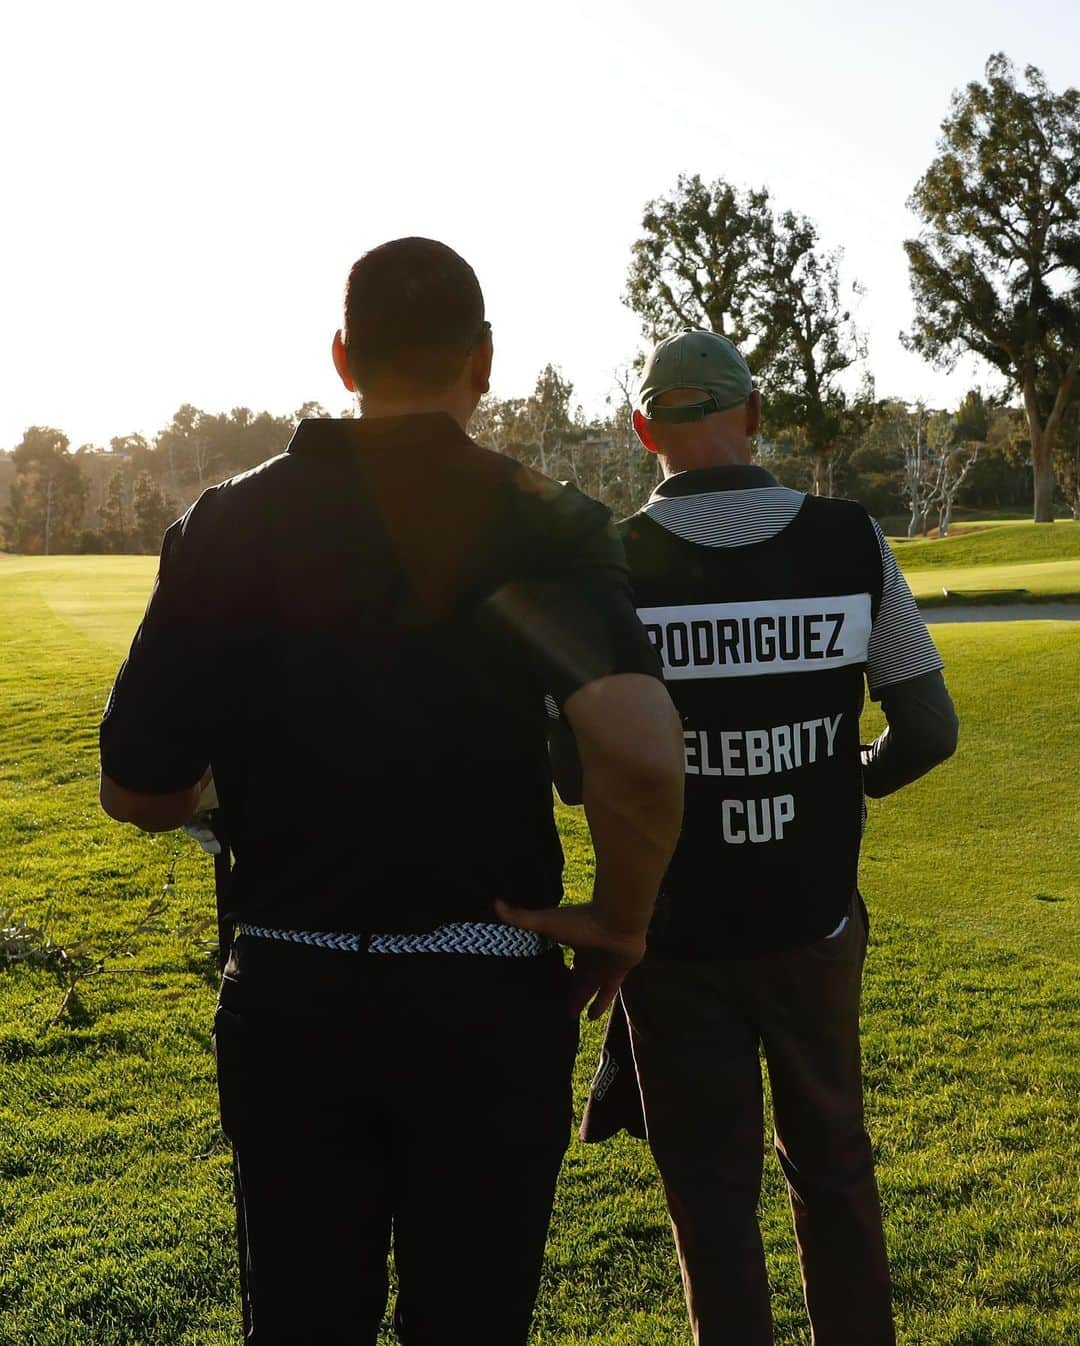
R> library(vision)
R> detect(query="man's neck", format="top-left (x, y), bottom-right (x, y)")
top-left (358, 392), bottom-right (474, 431)
top-left (659, 444), bottom-right (752, 477)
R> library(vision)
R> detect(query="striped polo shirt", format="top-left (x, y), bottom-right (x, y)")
top-left (639, 470), bottom-right (942, 696)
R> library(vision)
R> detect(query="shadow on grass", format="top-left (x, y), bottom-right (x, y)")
top-left (182, 946), bottom-right (224, 990)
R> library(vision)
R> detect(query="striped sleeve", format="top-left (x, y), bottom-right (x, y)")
top-left (866, 519), bottom-right (944, 697)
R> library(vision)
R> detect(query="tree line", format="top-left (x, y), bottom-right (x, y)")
top-left (1, 52), bottom-right (1077, 554)
top-left (4, 371), bottom-right (1063, 558)
top-left (0, 407), bottom-right (310, 555)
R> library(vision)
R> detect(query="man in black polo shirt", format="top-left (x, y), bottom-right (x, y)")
top-left (569, 330), bottom-right (958, 1346)
top-left (98, 238), bottom-right (684, 1346)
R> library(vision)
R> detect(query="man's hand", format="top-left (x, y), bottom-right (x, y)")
top-left (183, 813), bottom-right (222, 855)
top-left (495, 900), bottom-right (646, 1019)
top-left (182, 774), bottom-right (222, 853)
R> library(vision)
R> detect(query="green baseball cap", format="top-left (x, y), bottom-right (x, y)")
top-left (639, 329), bottom-right (753, 422)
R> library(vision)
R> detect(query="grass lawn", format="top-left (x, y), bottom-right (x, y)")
top-left (1, 556), bottom-right (1078, 1345)
top-left (887, 521), bottom-right (1080, 569)
top-left (904, 558), bottom-right (1080, 605)
top-left (884, 521), bottom-right (1080, 606)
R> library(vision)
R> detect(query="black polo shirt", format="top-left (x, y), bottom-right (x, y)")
top-left (100, 415), bottom-right (660, 933)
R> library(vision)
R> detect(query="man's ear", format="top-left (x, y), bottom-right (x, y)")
top-left (746, 389), bottom-right (762, 437)
top-left (332, 331), bottom-right (356, 392)
top-left (632, 409), bottom-right (658, 454)
top-left (469, 329), bottom-right (493, 397)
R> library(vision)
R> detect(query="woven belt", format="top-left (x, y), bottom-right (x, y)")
top-left (234, 920), bottom-right (553, 957)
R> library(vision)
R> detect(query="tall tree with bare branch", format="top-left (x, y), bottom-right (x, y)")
top-left (905, 53), bottom-right (1080, 522)
top-left (625, 174), bottom-right (864, 493)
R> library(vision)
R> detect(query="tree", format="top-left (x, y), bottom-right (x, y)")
top-left (109, 432), bottom-right (154, 471)
top-left (953, 388), bottom-right (990, 444)
top-left (5, 427), bottom-right (88, 554)
top-left (905, 54), bottom-right (1080, 522)
top-left (871, 402), bottom-right (936, 537)
top-left (522, 365), bottom-right (578, 480)
top-left (471, 392), bottom-right (529, 459)
top-left (931, 388), bottom-right (990, 532)
top-left (235, 409), bottom-right (293, 472)
top-left (757, 212), bottom-right (866, 494)
top-left (1055, 399), bottom-right (1080, 519)
top-left (925, 433), bottom-right (981, 538)
top-left (131, 473), bottom-right (175, 553)
top-left (625, 174), bottom-right (865, 493)
top-left (198, 407), bottom-right (292, 476)
top-left (596, 363), bottom-right (663, 518)
top-left (472, 367), bottom-right (660, 518)
top-left (98, 471), bottom-right (131, 552)
top-left (76, 529), bottom-right (107, 554)
top-left (855, 401), bottom-right (982, 537)
top-left (474, 367), bottom-right (583, 482)
top-left (756, 426), bottom-right (815, 492)
top-left (959, 402), bottom-right (1031, 510)
top-left (155, 404), bottom-right (213, 490)
top-left (844, 428), bottom-right (905, 520)
top-left (626, 174), bottom-right (772, 361)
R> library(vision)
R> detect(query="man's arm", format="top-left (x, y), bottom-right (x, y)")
top-left (483, 485), bottom-right (685, 1017)
top-left (99, 500), bottom-right (220, 832)
top-left (99, 770), bottom-right (208, 832)
top-left (861, 669), bottom-right (958, 798)
top-left (863, 519), bottom-right (959, 798)
top-left (499, 672), bottom-right (684, 1017)
top-left (564, 671), bottom-right (684, 946)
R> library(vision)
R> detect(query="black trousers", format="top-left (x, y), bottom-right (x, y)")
top-left (213, 936), bottom-right (578, 1346)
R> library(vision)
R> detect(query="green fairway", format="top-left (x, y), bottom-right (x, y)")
top-left (889, 520), bottom-right (1080, 570)
top-left (1, 557), bottom-right (1078, 1345)
top-left (885, 521), bottom-right (1080, 605)
top-left (905, 558), bottom-right (1080, 605)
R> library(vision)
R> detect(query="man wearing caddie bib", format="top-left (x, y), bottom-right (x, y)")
top-left (576, 329), bottom-right (959, 1346)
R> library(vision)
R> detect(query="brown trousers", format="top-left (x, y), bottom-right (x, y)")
top-left (620, 895), bottom-right (895, 1346)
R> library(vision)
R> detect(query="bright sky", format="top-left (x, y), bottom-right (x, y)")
top-left (2, 0), bottom-right (1078, 451)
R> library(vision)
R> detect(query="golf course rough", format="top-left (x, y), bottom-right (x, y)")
top-left (0, 548), bottom-right (1077, 1345)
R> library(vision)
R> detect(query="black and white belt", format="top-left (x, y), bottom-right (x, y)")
top-left (235, 920), bottom-right (553, 958)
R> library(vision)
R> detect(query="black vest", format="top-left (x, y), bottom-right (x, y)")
top-left (620, 492), bottom-right (883, 956)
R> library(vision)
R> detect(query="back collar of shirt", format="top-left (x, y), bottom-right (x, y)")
top-left (286, 413), bottom-right (470, 456)
top-left (648, 465), bottom-right (781, 501)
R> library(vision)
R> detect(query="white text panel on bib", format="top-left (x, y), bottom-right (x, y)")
top-left (637, 593), bottom-right (872, 680)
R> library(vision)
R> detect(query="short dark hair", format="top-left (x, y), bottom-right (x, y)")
top-left (342, 237), bottom-right (486, 393)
